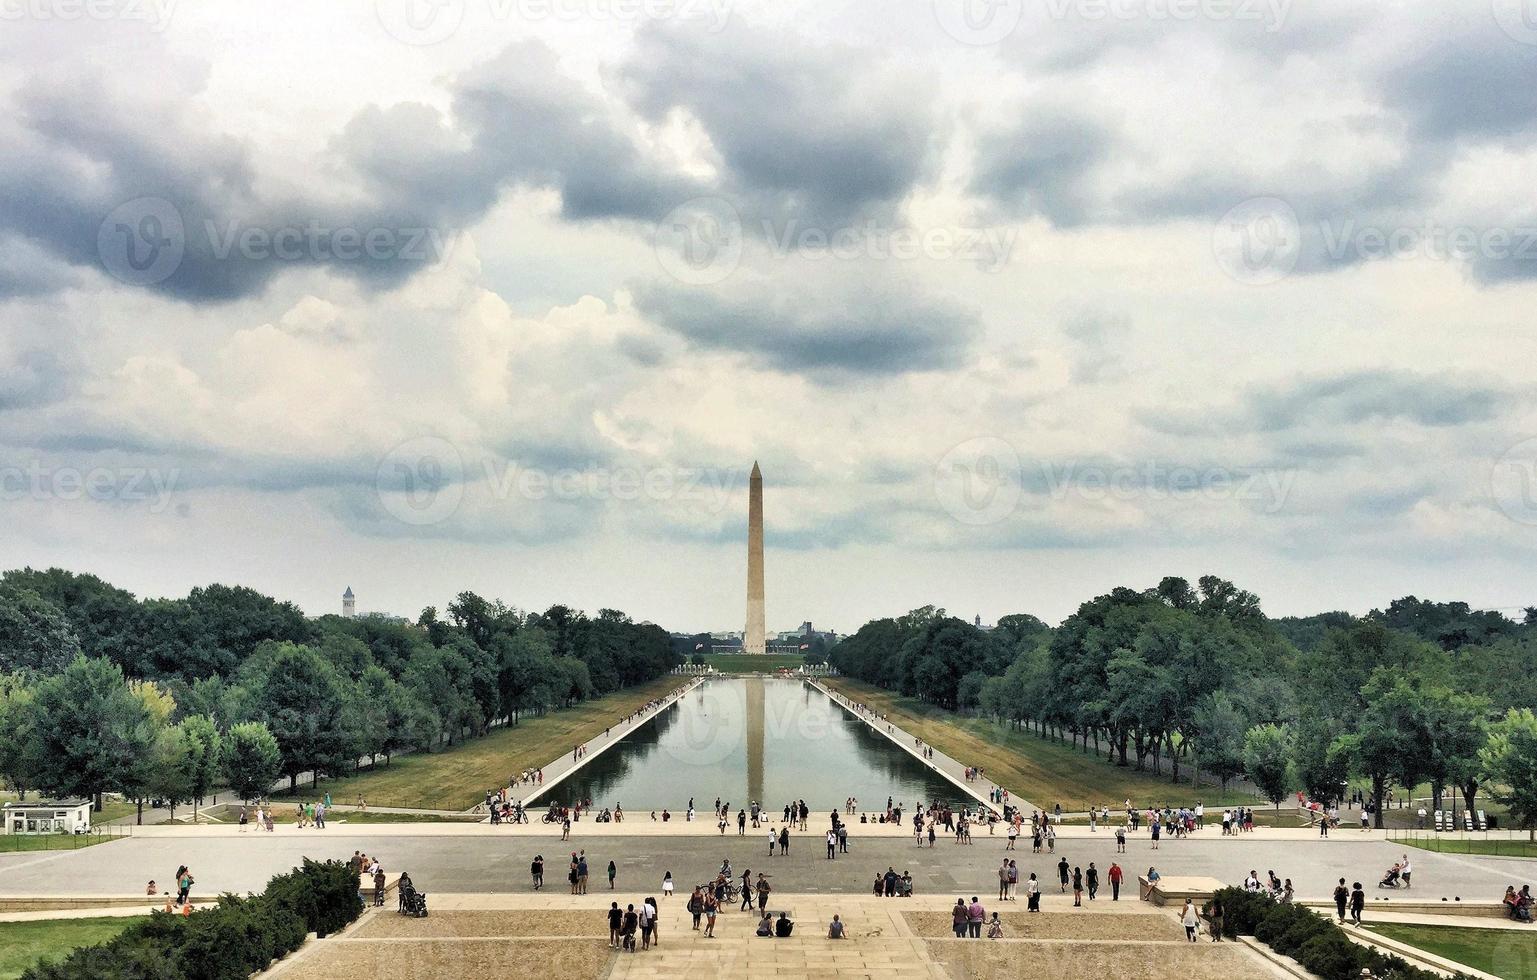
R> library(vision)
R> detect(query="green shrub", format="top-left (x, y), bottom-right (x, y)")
top-left (1215, 884), bottom-right (1465, 980)
top-left (19, 858), bottom-right (363, 980)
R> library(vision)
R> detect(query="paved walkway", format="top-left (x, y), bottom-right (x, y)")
top-left (808, 679), bottom-right (1037, 816)
top-left (9, 823), bottom-right (1527, 903)
top-left (256, 892), bottom-right (1291, 980)
top-left (495, 678), bottom-right (705, 811)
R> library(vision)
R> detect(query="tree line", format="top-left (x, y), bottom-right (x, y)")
top-left (829, 576), bottom-right (1537, 835)
top-left (0, 568), bottom-right (680, 817)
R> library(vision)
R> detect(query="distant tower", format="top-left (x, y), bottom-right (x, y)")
top-left (744, 462), bottom-right (766, 655)
top-left (342, 586), bottom-right (356, 618)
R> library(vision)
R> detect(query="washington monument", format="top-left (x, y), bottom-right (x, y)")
top-left (745, 461), bottom-right (765, 655)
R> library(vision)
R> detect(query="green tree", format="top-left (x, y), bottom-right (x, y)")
top-left (1244, 723), bottom-right (1293, 809)
top-left (145, 722), bottom-right (194, 822)
top-left (222, 721), bottom-right (282, 802)
top-left (0, 585), bottom-right (82, 676)
top-left (179, 714), bottom-right (222, 819)
top-left (1192, 690), bottom-right (1248, 791)
top-left (248, 644), bottom-right (356, 790)
top-left (1479, 708), bottom-right (1537, 841)
top-left (30, 656), bottom-right (145, 811)
top-left (0, 673), bottom-right (43, 798)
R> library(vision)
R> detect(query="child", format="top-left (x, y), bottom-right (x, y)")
top-left (662, 871), bottom-right (674, 897)
top-left (986, 912), bottom-right (1004, 939)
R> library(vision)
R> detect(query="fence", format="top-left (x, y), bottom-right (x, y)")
top-left (1388, 829), bottom-right (1537, 858)
top-left (0, 823), bottom-right (132, 853)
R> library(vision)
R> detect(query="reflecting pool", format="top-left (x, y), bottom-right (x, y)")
top-left (548, 677), bottom-right (960, 811)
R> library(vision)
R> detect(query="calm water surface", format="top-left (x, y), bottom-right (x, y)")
top-left (550, 678), bottom-right (958, 811)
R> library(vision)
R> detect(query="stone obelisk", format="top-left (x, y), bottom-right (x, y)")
top-left (744, 461), bottom-right (766, 655)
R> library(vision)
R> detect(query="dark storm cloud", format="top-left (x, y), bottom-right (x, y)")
top-left (1247, 370), bottom-right (1509, 431)
top-left (617, 21), bottom-right (943, 227)
top-left (631, 279), bottom-right (979, 379)
top-left (969, 111), bottom-right (1115, 227)
top-left (1378, 28), bottom-right (1537, 145)
top-left (1145, 369), bottom-right (1510, 437)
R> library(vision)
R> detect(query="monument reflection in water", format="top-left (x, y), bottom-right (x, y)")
top-left (552, 678), bottom-right (959, 810)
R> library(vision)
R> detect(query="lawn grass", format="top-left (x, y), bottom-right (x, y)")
top-left (269, 675), bottom-right (685, 810)
top-left (0, 917), bottom-right (146, 980)
top-left (1364, 923), bottom-right (1537, 979)
top-left (823, 678), bottom-right (1259, 811)
top-left (702, 654), bottom-right (807, 673)
top-left (0, 829), bottom-right (130, 853)
top-left (1397, 836), bottom-right (1537, 858)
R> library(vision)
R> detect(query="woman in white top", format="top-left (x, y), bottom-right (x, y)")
top-left (662, 871), bottom-right (674, 897)
top-left (1181, 899), bottom-right (1200, 941)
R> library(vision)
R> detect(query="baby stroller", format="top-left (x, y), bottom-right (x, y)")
top-left (1377, 867), bottom-right (1403, 889)
top-left (398, 876), bottom-right (430, 916)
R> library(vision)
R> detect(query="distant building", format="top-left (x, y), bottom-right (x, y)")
top-left (342, 586), bottom-right (356, 618)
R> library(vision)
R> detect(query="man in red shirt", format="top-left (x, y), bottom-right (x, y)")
top-left (1108, 862), bottom-right (1123, 901)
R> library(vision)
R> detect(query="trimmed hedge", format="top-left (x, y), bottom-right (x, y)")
top-left (21, 859), bottom-right (361, 980)
top-left (1202, 887), bottom-right (1469, 980)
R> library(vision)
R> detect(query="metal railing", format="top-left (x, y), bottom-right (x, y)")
top-left (0, 824), bottom-right (132, 853)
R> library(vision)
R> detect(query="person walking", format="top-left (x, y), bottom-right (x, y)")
top-left (997, 860), bottom-right (1010, 901)
top-left (662, 871), bottom-right (674, 898)
top-left (1026, 873), bottom-right (1040, 912)
top-left (967, 896), bottom-right (985, 938)
top-left (1086, 863), bottom-right (1099, 901)
top-left (688, 887), bottom-right (704, 930)
top-left (827, 829), bottom-right (837, 859)
top-left (1007, 860), bottom-right (1018, 901)
top-left (1349, 882), bottom-right (1365, 925)
top-left (1333, 878), bottom-right (1349, 922)
top-left (1109, 861), bottom-right (1123, 901)
top-left (607, 860), bottom-right (617, 890)
top-left (608, 902), bottom-right (623, 948)
top-left (531, 855), bottom-right (544, 891)
top-left (1115, 824), bottom-right (1126, 853)
top-left (1057, 856), bottom-right (1070, 893)
top-left (1072, 866), bottom-right (1083, 907)
top-left (1209, 896), bottom-right (1225, 941)
top-left (1181, 898), bottom-right (1199, 941)
top-left (779, 826), bottom-right (790, 855)
top-left (951, 898), bottom-right (968, 937)
top-left (741, 868), bottom-right (754, 911)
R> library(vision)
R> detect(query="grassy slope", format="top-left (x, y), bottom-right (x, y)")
top-left (823, 677), bottom-right (1258, 810)
top-left (1365, 924), bottom-right (1537, 980)
top-left (1400, 837), bottom-right (1537, 858)
top-left (269, 676), bottom-right (684, 810)
top-left (0, 917), bottom-right (146, 980)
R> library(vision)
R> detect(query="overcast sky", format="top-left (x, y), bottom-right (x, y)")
top-left (2, 0), bottom-right (1536, 632)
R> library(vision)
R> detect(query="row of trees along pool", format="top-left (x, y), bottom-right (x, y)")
top-left (0, 568), bottom-right (682, 819)
top-left (828, 576), bottom-right (1537, 836)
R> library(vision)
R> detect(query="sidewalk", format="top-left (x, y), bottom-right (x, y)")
top-left (807, 679), bottom-right (1038, 816)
